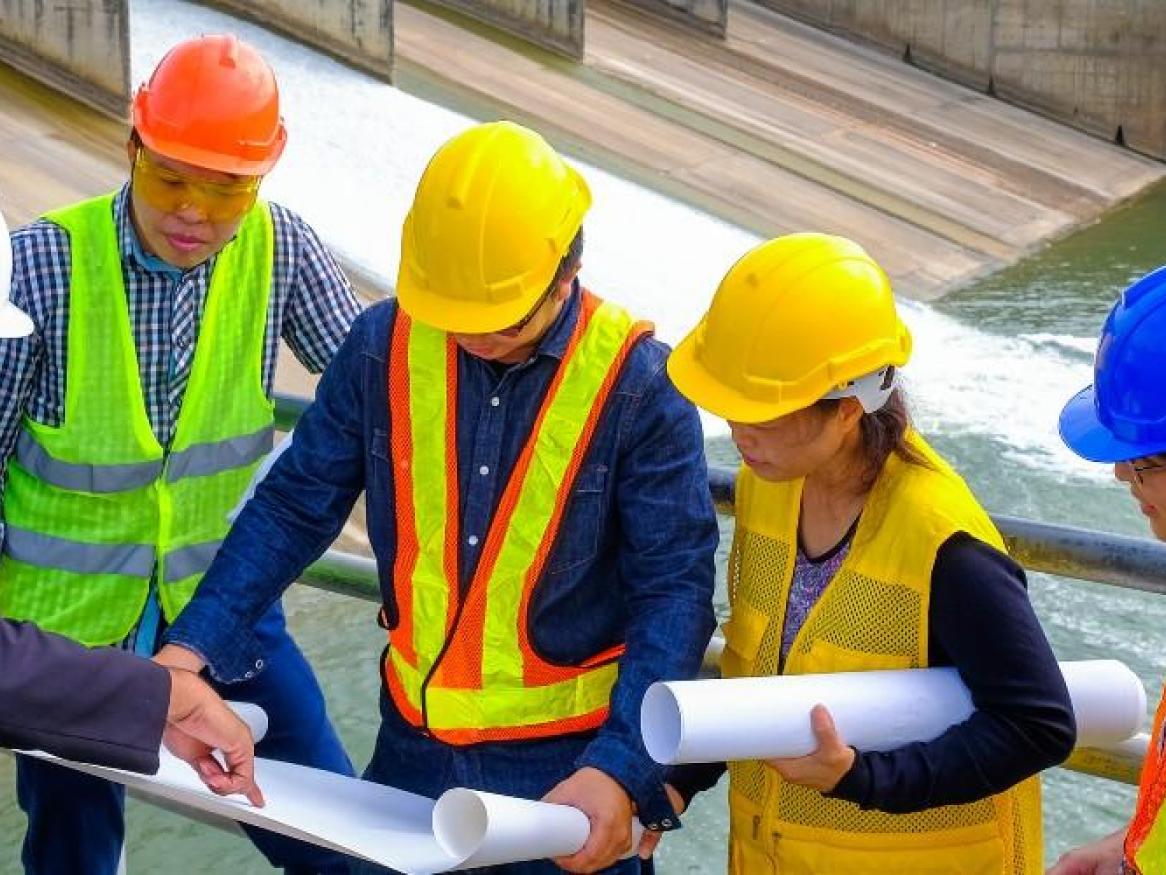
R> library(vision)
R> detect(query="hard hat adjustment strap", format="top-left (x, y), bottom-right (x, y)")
top-left (822, 366), bottom-right (897, 413)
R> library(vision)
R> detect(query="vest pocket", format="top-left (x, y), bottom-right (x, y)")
top-left (720, 600), bottom-right (770, 678)
top-left (798, 638), bottom-right (914, 675)
top-left (728, 789), bottom-right (778, 874)
top-left (772, 820), bottom-right (1006, 874)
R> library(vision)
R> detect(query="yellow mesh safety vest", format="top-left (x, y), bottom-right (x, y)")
top-left (0, 194), bottom-right (274, 646)
top-left (724, 432), bottom-right (1042, 874)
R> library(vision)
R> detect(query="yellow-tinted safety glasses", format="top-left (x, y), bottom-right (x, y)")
top-left (132, 150), bottom-right (261, 223)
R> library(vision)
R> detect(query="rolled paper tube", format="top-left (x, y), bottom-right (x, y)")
top-left (642, 659), bottom-right (1146, 765)
top-left (433, 788), bottom-right (646, 870)
top-left (227, 701), bottom-right (269, 744)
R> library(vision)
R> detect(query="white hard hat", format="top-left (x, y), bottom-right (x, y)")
top-left (0, 209), bottom-right (34, 338)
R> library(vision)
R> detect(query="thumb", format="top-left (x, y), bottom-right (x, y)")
top-left (637, 830), bottom-right (662, 860)
top-left (810, 704), bottom-right (839, 746)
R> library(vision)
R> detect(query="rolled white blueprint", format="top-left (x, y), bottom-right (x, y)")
top-left (13, 704), bottom-right (643, 873)
top-left (433, 789), bottom-right (590, 868)
top-left (229, 701), bottom-right (269, 744)
top-left (432, 788), bottom-right (645, 869)
top-left (642, 659), bottom-right (1146, 765)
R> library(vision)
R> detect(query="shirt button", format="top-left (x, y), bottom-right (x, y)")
top-left (255, 659), bottom-right (265, 670)
top-left (660, 818), bottom-right (674, 829)
top-left (243, 671), bottom-right (255, 680)
top-left (467, 535), bottom-right (480, 546)
top-left (490, 396), bottom-right (500, 407)
top-left (479, 465), bottom-right (489, 476)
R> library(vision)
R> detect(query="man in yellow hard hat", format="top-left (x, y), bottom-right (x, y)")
top-left (157, 120), bottom-right (719, 873)
top-left (0, 34), bottom-right (360, 875)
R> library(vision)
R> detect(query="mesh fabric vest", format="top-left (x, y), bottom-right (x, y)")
top-left (0, 194), bottom-right (275, 645)
top-left (724, 432), bottom-right (1042, 874)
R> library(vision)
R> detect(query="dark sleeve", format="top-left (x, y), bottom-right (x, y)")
top-left (827, 533), bottom-right (1076, 812)
top-left (667, 761), bottom-right (727, 808)
top-left (576, 349), bottom-right (719, 831)
top-left (163, 306), bottom-right (376, 682)
top-left (0, 620), bottom-right (170, 773)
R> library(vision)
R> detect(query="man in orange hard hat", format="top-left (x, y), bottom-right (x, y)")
top-left (0, 35), bottom-right (360, 874)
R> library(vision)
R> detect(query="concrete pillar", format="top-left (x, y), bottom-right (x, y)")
top-left (749, 0), bottom-right (1166, 161)
top-left (195, 0), bottom-right (393, 82)
top-left (427, 0), bottom-right (585, 58)
top-left (0, 0), bottom-right (130, 119)
top-left (623, 0), bottom-right (728, 36)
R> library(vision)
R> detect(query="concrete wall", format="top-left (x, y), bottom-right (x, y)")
top-left (0, 0), bottom-right (129, 119)
top-left (624, 0), bottom-right (727, 35)
top-left (196, 0), bottom-right (393, 82)
top-left (428, 0), bottom-right (584, 58)
top-left (754, 0), bottom-right (1166, 161)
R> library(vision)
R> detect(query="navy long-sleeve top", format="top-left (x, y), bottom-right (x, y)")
top-left (670, 532), bottom-right (1077, 812)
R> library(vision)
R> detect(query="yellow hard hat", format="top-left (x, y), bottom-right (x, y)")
top-left (668, 233), bottom-right (912, 423)
top-left (396, 121), bottom-right (591, 334)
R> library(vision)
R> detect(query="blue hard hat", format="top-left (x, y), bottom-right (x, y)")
top-left (1060, 264), bottom-right (1166, 463)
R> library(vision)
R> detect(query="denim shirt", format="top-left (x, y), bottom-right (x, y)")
top-left (165, 285), bottom-right (719, 824)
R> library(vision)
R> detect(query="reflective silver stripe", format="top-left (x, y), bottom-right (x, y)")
top-left (4, 527), bottom-right (155, 578)
top-left (166, 427), bottom-right (274, 482)
top-left (16, 432), bottom-right (162, 494)
top-left (163, 540), bottom-right (223, 583)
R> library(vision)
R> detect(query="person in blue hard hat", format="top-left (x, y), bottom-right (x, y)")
top-left (1049, 265), bottom-right (1166, 875)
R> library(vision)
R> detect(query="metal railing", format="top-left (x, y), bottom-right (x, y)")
top-left (276, 395), bottom-right (1163, 786)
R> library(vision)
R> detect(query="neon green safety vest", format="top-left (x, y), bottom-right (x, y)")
top-left (0, 193), bottom-right (275, 646)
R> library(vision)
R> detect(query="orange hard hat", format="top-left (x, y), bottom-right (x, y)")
top-left (132, 34), bottom-right (287, 176)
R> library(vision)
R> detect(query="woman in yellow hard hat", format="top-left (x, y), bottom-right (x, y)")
top-left (661, 234), bottom-right (1076, 874)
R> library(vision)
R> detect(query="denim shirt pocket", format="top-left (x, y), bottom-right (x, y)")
top-left (546, 463), bottom-right (608, 575)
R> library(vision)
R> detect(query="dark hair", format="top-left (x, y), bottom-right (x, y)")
top-left (814, 384), bottom-right (929, 490)
top-left (549, 228), bottom-right (584, 288)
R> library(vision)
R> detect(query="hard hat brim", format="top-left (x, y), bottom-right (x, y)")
top-left (0, 302), bottom-right (34, 339)
top-left (396, 276), bottom-right (546, 335)
top-left (668, 330), bottom-right (803, 424)
top-left (137, 126), bottom-right (286, 177)
top-left (1058, 385), bottom-right (1166, 462)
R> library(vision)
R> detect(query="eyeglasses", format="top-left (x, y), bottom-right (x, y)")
top-left (491, 283), bottom-right (557, 338)
top-left (132, 149), bottom-right (261, 223)
top-left (1131, 455), bottom-right (1166, 485)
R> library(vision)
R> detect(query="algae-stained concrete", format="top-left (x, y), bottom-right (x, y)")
top-left (0, 0), bottom-right (129, 119)
top-left (425, 0), bottom-right (585, 58)
top-left (621, 0), bottom-right (727, 35)
top-left (195, 0), bottom-right (394, 82)
top-left (392, 0), bottom-right (1163, 299)
top-left (2, 0), bottom-right (1163, 302)
top-left (752, 0), bottom-right (1166, 161)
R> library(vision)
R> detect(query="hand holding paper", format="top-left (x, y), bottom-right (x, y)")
top-left (163, 677), bottom-right (265, 806)
top-left (767, 704), bottom-right (856, 792)
top-left (543, 766), bottom-right (635, 872)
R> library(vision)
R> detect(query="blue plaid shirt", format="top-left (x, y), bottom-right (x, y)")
top-left (0, 185), bottom-right (362, 644)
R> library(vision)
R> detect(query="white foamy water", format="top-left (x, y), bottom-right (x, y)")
top-left (903, 303), bottom-right (1104, 481)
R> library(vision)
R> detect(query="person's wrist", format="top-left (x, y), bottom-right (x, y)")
top-left (154, 643), bottom-right (206, 674)
top-left (164, 667), bottom-right (204, 721)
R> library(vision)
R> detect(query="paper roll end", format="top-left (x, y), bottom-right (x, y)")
top-left (433, 788), bottom-right (489, 860)
top-left (227, 702), bottom-right (269, 744)
top-left (641, 683), bottom-right (683, 765)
